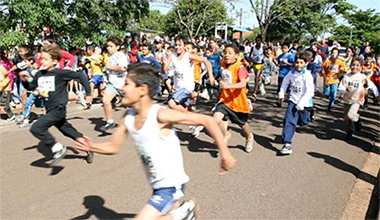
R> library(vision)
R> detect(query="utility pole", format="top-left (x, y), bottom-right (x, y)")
top-left (349, 27), bottom-right (353, 47)
top-left (239, 8), bottom-right (243, 44)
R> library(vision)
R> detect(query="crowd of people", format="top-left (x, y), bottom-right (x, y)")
top-left (0, 33), bottom-right (379, 220)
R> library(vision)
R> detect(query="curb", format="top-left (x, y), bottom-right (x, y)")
top-left (340, 141), bottom-right (380, 220)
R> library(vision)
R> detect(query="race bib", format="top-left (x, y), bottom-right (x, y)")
top-left (221, 68), bottom-right (232, 84)
top-left (328, 65), bottom-right (339, 72)
top-left (37, 76), bottom-right (55, 92)
top-left (290, 80), bottom-right (302, 94)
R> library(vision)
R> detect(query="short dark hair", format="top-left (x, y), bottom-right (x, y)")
top-left (107, 36), bottom-right (123, 46)
top-left (141, 43), bottom-right (152, 50)
top-left (282, 42), bottom-right (290, 48)
top-left (225, 44), bottom-right (239, 54)
top-left (24, 53), bottom-right (35, 62)
top-left (295, 51), bottom-right (310, 63)
top-left (42, 45), bottom-right (63, 61)
top-left (174, 35), bottom-right (187, 44)
top-left (19, 45), bottom-right (30, 52)
top-left (304, 49), bottom-right (315, 62)
top-left (86, 45), bottom-right (95, 52)
top-left (127, 63), bottom-right (160, 99)
top-left (351, 56), bottom-right (364, 66)
top-left (331, 47), bottom-right (339, 53)
top-left (44, 35), bottom-right (56, 44)
top-left (364, 53), bottom-right (373, 59)
top-left (256, 35), bottom-right (263, 40)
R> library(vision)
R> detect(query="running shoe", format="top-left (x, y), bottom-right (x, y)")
top-left (51, 146), bottom-right (67, 166)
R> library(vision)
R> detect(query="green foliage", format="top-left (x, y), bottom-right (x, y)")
top-left (330, 8), bottom-right (380, 51)
top-left (265, 0), bottom-right (339, 43)
top-left (0, 0), bottom-right (150, 48)
top-left (0, 30), bottom-right (28, 47)
top-left (164, 0), bottom-right (231, 38)
top-left (244, 27), bottom-right (261, 42)
top-left (138, 9), bottom-right (166, 31)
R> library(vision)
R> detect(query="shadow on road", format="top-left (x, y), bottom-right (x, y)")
top-left (24, 143), bottom-right (86, 176)
top-left (307, 152), bottom-right (377, 185)
top-left (70, 195), bottom-right (136, 220)
top-left (88, 117), bottom-right (113, 137)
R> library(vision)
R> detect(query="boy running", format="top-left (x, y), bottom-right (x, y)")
top-left (20, 45), bottom-right (93, 165)
top-left (278, 52), bottom-right (314, 155)
top-left (276, 43), bottom-right (295, 107)
top-left (213, 44), bottom-right (254, 153)
top-left (75, 63), bottom-right (235, 220)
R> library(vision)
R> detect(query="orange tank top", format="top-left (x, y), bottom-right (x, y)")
top-left (193, 60), bottom-right (202, 83)
top-left (219, 61), bottom-right (250, 113)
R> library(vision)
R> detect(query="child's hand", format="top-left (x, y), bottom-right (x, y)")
top-left (75, 136), bottom-right (92, 152)
top-left (278, 97), bottom-right (284, 102)
top-left (19, 71), bottom-right (29, 81)
top-left (219, 81), bottom-right (229, 89)
top-left (220, 155), bottom-right (236, 175)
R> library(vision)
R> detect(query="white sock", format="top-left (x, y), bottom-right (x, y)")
top-left (170, 202), bottom-right (191, 220)
top-left (52, 142), bottom-right (63, 153)
top-left (107, 119), bottom-right (114, 124)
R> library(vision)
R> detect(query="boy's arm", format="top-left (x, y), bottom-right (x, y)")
top-left (61, 50), bottom-right (76, 68)
top-left (152, 57), bottom-right (162, 73)
top-left (76, 119), bottom-right (128, 155)
top-left (189, 53), bottom-right (214, 86)
top-left (338, 76), bottom-right (348, 93)
top-left (157, 108), bottom-right (235, 174)
top-left (278, 73), bottom-right (291, 100)
top-left (20, 70), bottom-right (38, 91)
top-left (162, 51), bottom-right (173, 73)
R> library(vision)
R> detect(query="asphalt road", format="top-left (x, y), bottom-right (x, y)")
top-left (1, 82), bottom-right (379, 219)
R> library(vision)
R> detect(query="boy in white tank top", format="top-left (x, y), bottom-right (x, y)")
top-left (75, 63), bottom-right (235, 220)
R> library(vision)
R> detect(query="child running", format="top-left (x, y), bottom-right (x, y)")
top-left (278, 51), bottom-right (314, 155)
top-left (75, 63), bottom-right (235, 220)
top-left (20, 45), bottom-right (93, 165)
top-left (213, 44), bottom-right (254, 153)
top-left (338, 57), bottom-right (369, 139)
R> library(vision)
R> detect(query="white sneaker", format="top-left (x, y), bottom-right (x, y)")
top-left (191, 126), bottom-right (204, 138)
top-left (15, 116), bottom-right (24, 124)
top-left (7, 115), bottom-right (15, 121)
top-left (247, 99), bottom-right (253, 111)
top-left (279, 144), bottom-right (292, 155)
top-left (77, 93), bottom-right (86, 107)
top-left (51, 145), bottom-right (67, 166)
top-left (200, 89), bottom-right (210, 101)
top-left (245, 133), bottom-right (254, 153)
top-left (181, 200), bottom-right (197, 220)
top-left (19, 120), bottom-right (30, 128)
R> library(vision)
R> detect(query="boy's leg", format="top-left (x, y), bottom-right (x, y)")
top-left (239, 122), bottom-right (254, 153)
top-left (3, 91), bottom-right (14, 119)
top-left (328, 83), bottom-right (338, 110)
top-left (30, 108), bottom-right (65, 148)
top-left (102, 85), bottom-right (118, 120)
top-left (281, 102), bottom-right (299, 145)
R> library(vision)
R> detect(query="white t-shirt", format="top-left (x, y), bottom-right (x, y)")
top-left (171, 52), bottom-right (194, 92)
top-left (107, 51), bottom-right (129, 89)
top-left (125, 104), bottom-right (189, 189)
top-left (251, 45), bottom-right (264, 64)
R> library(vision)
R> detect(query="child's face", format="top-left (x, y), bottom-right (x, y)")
top-left (223, 47), bottom-right (238, 64)
top-left (18, 48), bottom-right (28, 57)
top-left (331, 49), bottom-right (338, 59)
top-left (40, 52), bottom-right (58, 70)
top-left (351, 60), bottom-right (362, 74)
top-left (346, 48), bottom-right (353, 57)
top-left (121, 76), bottom-right (141, 106)
top-left (185, 44), bottom-right (193, 53)
top-left (197, 49), bottom-right (204, 57)
top-left (107, 41), bottom-right (119, 55)
top-left (294, 58), bottom-right (308, 72)
top-left (141, 46), bottom-right (150, 56)
top-left (376, 57), bottom-right (380, 65)
top-left (365, 56), bottom-right (372, 65)
top-left (205, 50), bottom-right (212, 57)
top-left (175, 40), bottom-right (185, 54)
top-left (210, 40), bottom-right (217, 49)
top-left (281, 46), bottom-right (289, 54)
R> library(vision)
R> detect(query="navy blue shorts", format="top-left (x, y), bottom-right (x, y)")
top-left (169, 88), bottom-right (192, 107)
top-left (90, 75), bottom-right (104, 85)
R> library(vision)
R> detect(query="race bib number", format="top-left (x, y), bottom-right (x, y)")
top-left (37, 76), bottom-right (55, 92)
top-left (347, 79), bottom-right (360, 89)
top-left (136, 142), bottom-right (156, 178)
top-left (290, 80), bottom-right (302, 94)
top-left (328, 65), bottom-right (339, 72)
top-left (221, 69), bottom-right (232, 84)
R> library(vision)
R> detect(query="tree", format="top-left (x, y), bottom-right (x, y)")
top-left (162, 0), bottom-right (231, 38)
top-left (330, 8), bottom-right (380, 51)
top-left (138, 9), bottom-right (166, 32)
top-left (265, 0), bottom-right (340, 43)
top-left (0, 0), bottom-right (67, 48)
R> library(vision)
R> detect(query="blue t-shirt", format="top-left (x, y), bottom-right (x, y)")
top-left (138, 55), bottom-right (162, 73)
top-left (277, 53), bottom-right (295, 78)
top-left (207, 54), bottom-right (221, 78)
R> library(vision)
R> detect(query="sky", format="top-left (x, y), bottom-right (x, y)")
top-left (150, 0), bottom-right (380, 28)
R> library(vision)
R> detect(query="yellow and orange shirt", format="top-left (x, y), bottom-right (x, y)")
top-left (322, 59), bottom-right (348, 84)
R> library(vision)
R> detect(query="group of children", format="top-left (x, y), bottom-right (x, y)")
top-left (1, 34), bottom-right (380, 219)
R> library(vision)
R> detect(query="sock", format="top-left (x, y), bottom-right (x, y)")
top-left (107, 119), bottom-right (114, 124)
top-left (170, 201), bottom-right (192, 220)
top-left (52, 142), bottom-right (63, 153)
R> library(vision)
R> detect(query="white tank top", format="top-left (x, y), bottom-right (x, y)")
top-left (251, 45), bottom-right (264, 64)
top-left (124, 104), bottom-right (189, 189)
top-left (172, 52), bottom-right (195, 92)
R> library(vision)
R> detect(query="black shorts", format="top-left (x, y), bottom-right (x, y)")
top-left (214, 103), bottom-right (248, 125)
